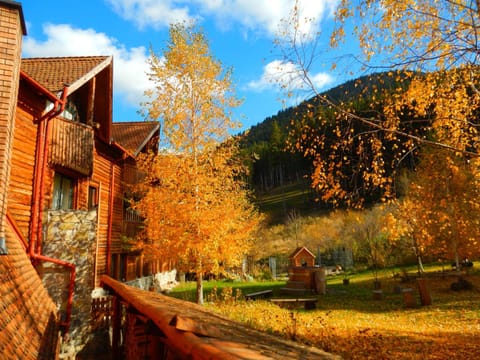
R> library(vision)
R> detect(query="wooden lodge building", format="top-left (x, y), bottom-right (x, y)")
top-left (0, 0), bottom-right (162, 355)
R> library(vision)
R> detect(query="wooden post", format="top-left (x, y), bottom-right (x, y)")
top-left (417, 278), bottom-right (432, 306)
top-left (111, 296), bottom-right (122, 359)
top-left (402, 288), bottom-right (416, 308)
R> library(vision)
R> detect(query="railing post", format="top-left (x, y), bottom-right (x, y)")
top-left (111, 296), bottom-right (122, 359)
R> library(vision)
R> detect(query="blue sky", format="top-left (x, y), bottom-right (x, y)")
top-left (20, 0), bottom-right (362, 132)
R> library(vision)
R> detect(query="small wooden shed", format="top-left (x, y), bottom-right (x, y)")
top-left (289, 246), bottom-right (316, 268)
top-left (285, 247), bottom-right (326, 294)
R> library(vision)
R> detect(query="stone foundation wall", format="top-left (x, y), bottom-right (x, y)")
top-left (42, 209), bottom-right (97, 349)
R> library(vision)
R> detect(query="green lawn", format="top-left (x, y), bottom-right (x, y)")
top-left (169, 279), bottom-right (287, 302)
top-left (167, 263), bottom-right (480, 359)
top-left (169, 262), bottom-right (477, 302)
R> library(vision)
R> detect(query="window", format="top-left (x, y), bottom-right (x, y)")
top-left (88, 186), bottom-right (98, 210)
top-left (52, 173), bottom-right (74, 210)
top-left (63, 99), bottom-right (79, 122)
top-left (45, 98), bottom-right (80, 122)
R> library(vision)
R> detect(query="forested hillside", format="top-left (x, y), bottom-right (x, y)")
top-left (239, 71), bottom-right (417, 217)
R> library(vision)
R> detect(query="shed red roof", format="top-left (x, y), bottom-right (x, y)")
top-left (289, 246), bottom-right (316, 259)
top-left (112, 121), bottom-right (160, 156)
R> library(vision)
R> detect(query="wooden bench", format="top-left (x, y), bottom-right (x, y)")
top-left (245, 289), bottom-right (273, 301)
top-left (270, 298), bottom-right (317, 310)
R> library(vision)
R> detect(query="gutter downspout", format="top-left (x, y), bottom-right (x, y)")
top-left (36, 86), bottom-right (69, 255)
top-left (29, 101), bottom-right (59, 258)
top-left (21, 71), bottom-right (75, 335)
top-left (25, 69), bottom-right (68, 257)
top-left (33, 86), bottom-right (76, 336)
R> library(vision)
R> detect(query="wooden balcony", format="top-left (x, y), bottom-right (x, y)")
top-left (123, 208), bottom-right (144, 238)
top-left (48, 117), bottom-right (94, 176)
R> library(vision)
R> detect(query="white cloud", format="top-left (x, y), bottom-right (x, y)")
top-left (105, 0), bottom-right (196, 29)
top-left (200, 0), bottom-right (339, 37)
top-left (23, 24), bottom-right (151, 111)
top-left (247, 59), bottom-right (333, 93)
top-left (106, 0), bottom-right (339, 38)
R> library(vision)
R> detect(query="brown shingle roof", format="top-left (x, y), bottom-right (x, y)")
top-left (0, 220), bottom-right (59, 359)
top-left (112, 121), bottom-right (160, 156)
top-left (21, 56), bottom-right (111, 94)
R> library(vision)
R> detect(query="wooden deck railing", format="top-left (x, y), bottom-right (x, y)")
top-left (100, 275), bottom-right (339, 360)
top-left (48, 117), bottom-right (94, 176)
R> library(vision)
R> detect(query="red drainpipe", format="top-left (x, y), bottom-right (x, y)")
top-left (36, 86), bottom-right (69, 254)
top-left (29, 101), bottom-right (60, 258)
top-left (7, 211), bottom-right (75, 334)
top-left (24, 69), bottom-right (68, 257)
top-left (20, 71), bottom-right (75, 335)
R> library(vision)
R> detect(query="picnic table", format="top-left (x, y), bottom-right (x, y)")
top-left (270, 298), bottom-right (317, 310)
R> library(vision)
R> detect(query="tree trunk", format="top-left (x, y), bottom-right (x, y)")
top-left (417, 254), bottom-right (425, 274)
top-left (196, 272), bottom-right (204, 305)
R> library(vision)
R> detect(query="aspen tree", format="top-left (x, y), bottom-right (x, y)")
top-left (136, 23), bottom-right (261, 304)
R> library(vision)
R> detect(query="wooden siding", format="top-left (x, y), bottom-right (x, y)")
top-left (48, 117), bottom-right (94, 176)
top-left (91, 149), bottom-right (124, 287)
top-left (11, 84), bottom-right (145, 289)
top-left (8, 102), bottom-right (39, 239)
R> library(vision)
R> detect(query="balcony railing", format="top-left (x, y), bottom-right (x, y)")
top-left (123, 208), bottom-right (144, 238)
top-left (48, 117), bottom-right (94, 176)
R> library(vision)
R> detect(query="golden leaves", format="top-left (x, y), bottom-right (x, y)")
top-left (135, 23), bottom-right (262, 286)
top-left (209, 274), bottom-right (480, 360)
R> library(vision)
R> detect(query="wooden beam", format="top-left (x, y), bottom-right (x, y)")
top-left (86, 77), bottom-right (95, 126)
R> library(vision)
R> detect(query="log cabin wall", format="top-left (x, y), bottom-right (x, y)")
top-left (38, 138), bottom-right (125, 288)
top-left (8, 52), bottom-right (155, 337)
top-left (10, 95), bottom-right (126, 290)
top-left (8, 86), bottom-right (44, 240)
top-left (0, 3), bottom-right (61, 358)
top-left (91, 142), bottom-right (124, 287)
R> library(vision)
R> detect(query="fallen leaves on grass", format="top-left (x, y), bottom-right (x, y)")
top-left (207, 275), bottom-right (480, 359)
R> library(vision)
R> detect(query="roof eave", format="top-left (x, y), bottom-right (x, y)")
top-left (133, 122), bottom-right (160, 156)
top-left (20, 70), bottom-right (61, 103)
top-left (67, 55), bottom-right (113, 94)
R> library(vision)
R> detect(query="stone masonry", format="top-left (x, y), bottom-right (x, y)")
top-left (42, 209), bottom-right (97, 353)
